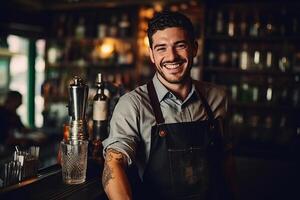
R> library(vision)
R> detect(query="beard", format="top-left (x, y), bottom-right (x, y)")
top-left (156, 57), bottom-right (193, 84)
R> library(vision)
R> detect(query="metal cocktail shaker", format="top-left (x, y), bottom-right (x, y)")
top-left (61, 76), bottom-right (89, 185)
top-left (68, 76), bottom-right (89, 142)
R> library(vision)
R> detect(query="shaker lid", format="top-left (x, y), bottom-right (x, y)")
top-left (70, 76), bottom-right (85, 87)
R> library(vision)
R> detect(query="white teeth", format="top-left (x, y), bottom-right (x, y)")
top-left (164, 63), bottom-right (180, 69)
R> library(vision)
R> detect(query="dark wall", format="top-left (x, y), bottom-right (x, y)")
top-left (0, 1), bottom-right (48, 38)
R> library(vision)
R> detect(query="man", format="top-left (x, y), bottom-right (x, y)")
top-left (102, 11), bottom-right (237, 200)
top-left (0, 90), bottom-right (28, 145)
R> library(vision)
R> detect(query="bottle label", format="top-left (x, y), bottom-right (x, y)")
top-left (93, 101), bottom-right (108, 121)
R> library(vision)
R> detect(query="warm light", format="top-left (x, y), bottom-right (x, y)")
top-left (154, 3), bottom-right (163, 12)
top-left (144, 36), bottom-right (149, 48)
top-left (98, 39), bottom-right (115, 59)
top-left (170, 5), bottom-right (179, 12)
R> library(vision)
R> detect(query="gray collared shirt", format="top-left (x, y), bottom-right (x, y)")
top-left (103, 73), bottom-right (228, 176)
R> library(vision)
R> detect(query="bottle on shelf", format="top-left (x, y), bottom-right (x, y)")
top-left (215, 10), bottom-right (224, 35)
top-left (252, 49), bottom-right (262, 69)
top-left (265, 77), bottom-right (274, 104)
top-left (239, 83), bottom-right (252, 103)
top-left (118, 13), bottom-right (131, 38)
top-left (265, 49), bottom-right (273, 69)
top-left (262, 114), bottom-right (273, 143)
top-left (264, 14), bottom-right (276, 36)
top-left (240, 43), bottom-right (249, 70)
top-left (207, 49), bottom-right (216, 67)
top-left (227, 10), bottom-right (235, 37)
top-left (218, 44), bottom-right (229, 67)
top-left (239, 13), bottom-right (248, 37)
top-left (57, 14), bottom-right (66, 38)
top-left (75, 17), bottom-right (86, 39)
top-left (230, 84), bottom-right (238, 102)
top-left (231, 47), bottom-right (239, 68)
top-left (91, 73), bottom-right (110, 164)
top-left (249, 12), bottom-right (261, 37)
top-left (248, 113), bottom-right (260, 142)
top-left (97, 23), bottom-right (107, 39)
top-left (278, 45), bottom-right (291, 72)
top-left (109, 15), bottom-right (118, 37)
top-left (118, 43), bottom-right (134, 65)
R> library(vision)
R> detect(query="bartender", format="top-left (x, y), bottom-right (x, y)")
top-left (102, 11), bottom-right (238, 200)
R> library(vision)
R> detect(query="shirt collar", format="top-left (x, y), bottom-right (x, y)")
top-left (152, 73), bottom-right (170, 102)
top-left (152, 73), bottom-right (197, 103)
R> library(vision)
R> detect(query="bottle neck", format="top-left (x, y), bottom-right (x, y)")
top-left (96, 83), bottom-right (105, 94)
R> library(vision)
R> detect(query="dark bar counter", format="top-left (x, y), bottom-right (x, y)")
top-left (0, 160), bottom-right (108, 200)
top-left (1, 155), bottom-right (299, 200)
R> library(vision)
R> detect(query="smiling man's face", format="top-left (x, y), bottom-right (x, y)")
top-left (149, 27), bottom-right (197, 84)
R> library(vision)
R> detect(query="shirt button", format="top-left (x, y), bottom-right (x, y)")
top-left (159, 130), bottom-right (167, 137)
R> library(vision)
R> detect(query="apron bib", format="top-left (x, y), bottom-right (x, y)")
top-left (134, 81), bottom-right (229, 200)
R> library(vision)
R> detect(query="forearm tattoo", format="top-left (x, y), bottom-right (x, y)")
top-left (102, 161), bottom-right (113, 189)
top-left (102, 149), bottom-right (127, 189)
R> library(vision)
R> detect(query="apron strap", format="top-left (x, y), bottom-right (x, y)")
top-left (193, 80), bottom-right (216, 123)
top-left (147, 80), bottom-right (216, 124)
top-left (147, 80), bottom-right (165, 124)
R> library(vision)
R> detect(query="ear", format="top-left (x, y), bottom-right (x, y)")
top-left (192, 40), bottom-right (198, 57)
top-left (148, 47), bottom-right (155, 63)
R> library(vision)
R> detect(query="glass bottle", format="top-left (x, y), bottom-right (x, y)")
top-left (265, 77), bottom-right (273, 104)
top-left (92, 73), bottom-right (109, 164)
top-left (218, 44), bottom-right (228, 67)
top-left (75, 17), bottom-right (86, 39)
top-left (215, 11), bottom-right (224, 35)
top-left (240, 43), bottom-right (249, 70)
top-left (266, 50), bottom-right (273, 69)
top-left (207, 49), bottom-right (216, 67)
top-left (118, 13), bottom-right (131, 38)
top-left (109, 15), bottom-right (118, 37)
top-left (231, 47), bottom-right (239, 68)
top-left (249, 12), bottom-right (260, 37)
top-left (239, 13), bottom-right (248, 37)
top-left (227, 11), bottom-right (235, 37)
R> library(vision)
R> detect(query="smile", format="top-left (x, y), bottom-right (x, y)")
top-left (163, 62), bottom-right (183, 70)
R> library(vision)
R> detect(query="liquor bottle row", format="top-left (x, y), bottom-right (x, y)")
top-left (230, 111), bottom-right (295, 146)
top-left (228, 80), bottom-right (300, 106)
top-left (205, 44), bottom-right (300, 72)
top-left (52, 11), bottom-right (133, 39)
top-left (206, 8), bottom-right (300, 37)
top-left (47, 38), bottom-right (134, 66)
top-left (42, 70), bottom-right (135, 103)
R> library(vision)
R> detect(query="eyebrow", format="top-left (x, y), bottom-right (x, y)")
top-left (153, 40), bottom-right (188, 50)
top-left (153, 44), bottom-right (166, 50)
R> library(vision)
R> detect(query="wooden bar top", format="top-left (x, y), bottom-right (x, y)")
top-left (0, 160), bottom-right (108, 200)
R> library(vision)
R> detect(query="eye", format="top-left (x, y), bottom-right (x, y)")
top-left (156, 47), bottom-right (166, 52)
top-left (176, 43), bottom-right (187, 49)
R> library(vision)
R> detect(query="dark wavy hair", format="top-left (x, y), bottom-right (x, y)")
top-left (147, 11), bottom-right (195, 48)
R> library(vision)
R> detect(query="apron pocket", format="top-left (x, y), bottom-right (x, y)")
top-left (168, 147), bottom-right (209, 198)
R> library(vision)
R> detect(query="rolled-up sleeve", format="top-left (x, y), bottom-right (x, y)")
top-left (102, 93), bottom-right (140, 166)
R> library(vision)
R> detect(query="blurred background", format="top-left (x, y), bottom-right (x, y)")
top-left (0, 0), bottom-right (299, 199)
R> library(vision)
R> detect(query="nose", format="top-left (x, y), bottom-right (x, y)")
top-left (166, 47), bottom-right (179, 61)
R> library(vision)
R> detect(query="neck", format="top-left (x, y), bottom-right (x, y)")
top-left (157, 74), bottom-right (192, 101)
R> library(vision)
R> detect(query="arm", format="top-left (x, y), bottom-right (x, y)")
top-left (102, 148), bottom-right (132, 200)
